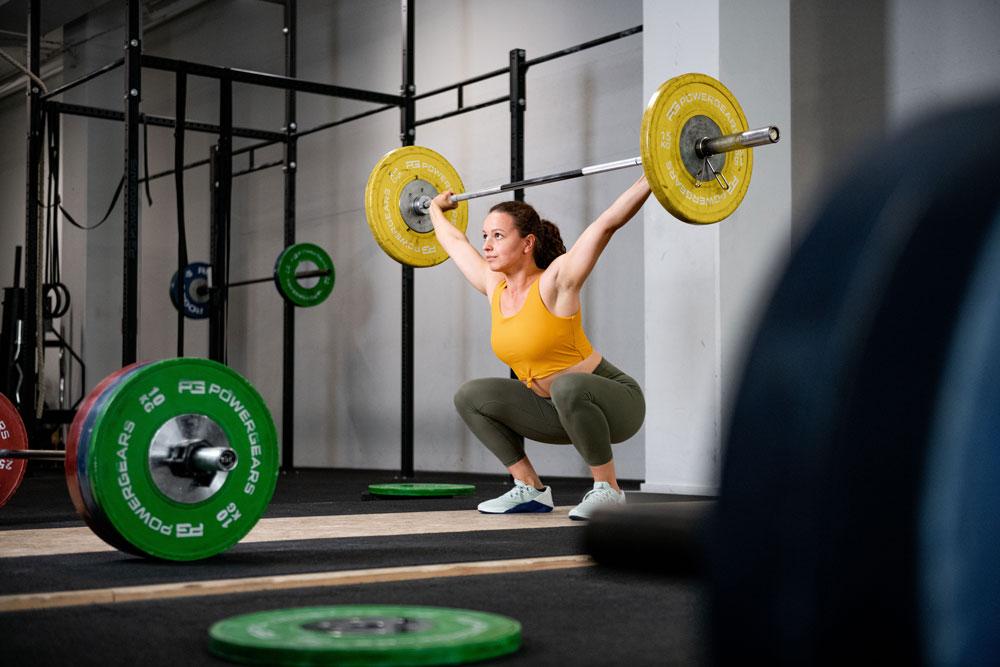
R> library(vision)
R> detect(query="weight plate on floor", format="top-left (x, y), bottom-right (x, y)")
top-left (364, 145), bottom-right (467, 267)
top-left (273, 242), bottom-right (336, 308)
top-left (86, 358), bottom-right (278, 560)
top-left (69, 363), bottom-right (152, 555)
top-left (0, 393), bottom-right (28, 509)
top-left (367, 483), bottom-right (476, 497)
top-left (208, 605), bottom-right (521, 666)
top-left (640, 73), bottom-right (751, 224)
top-left (169, 261), bottom-right (211, 319)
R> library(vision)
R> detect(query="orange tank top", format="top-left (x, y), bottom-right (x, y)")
top-left (490, 278), bottom-right (594, 387)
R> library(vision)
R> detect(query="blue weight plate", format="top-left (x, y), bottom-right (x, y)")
top-left (76, 364), bottom-right (151, 556)
top-left (66, 362), bottom-right (148, 523)
top-left (169, 262), bottom-right (211, 320)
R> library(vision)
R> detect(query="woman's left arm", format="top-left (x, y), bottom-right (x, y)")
top-left (551, 174), bottom-right (651, 289)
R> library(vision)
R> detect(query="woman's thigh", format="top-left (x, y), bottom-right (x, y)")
top-left (454, 377), bottom-right (571, 444)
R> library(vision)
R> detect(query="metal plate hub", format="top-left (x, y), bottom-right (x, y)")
top-left (398, 178), bottom-right (437, 233)
top-left (301, 617), bottom-right (433, 636)
top-left (148, 414), bottom-right (233, 504)
top-left (679, 114), bottom-right (726, 180)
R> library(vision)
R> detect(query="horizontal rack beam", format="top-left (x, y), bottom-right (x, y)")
top-left (41, 57), bottom-right (125, 100)
top-left (415, 95), bottom-right (509, 127)
top-left (45, 101), bottom-right (287, 142)
top-left (412, 24), bottom-right (642, 102)
top-left (142, 54), bottom-right (404, 106)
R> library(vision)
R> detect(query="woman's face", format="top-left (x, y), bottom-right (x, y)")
top-left (481, 211), bottom-right (533, 271)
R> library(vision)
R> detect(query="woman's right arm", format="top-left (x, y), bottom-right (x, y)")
top-left (429, 191), bottom-right (491, 294)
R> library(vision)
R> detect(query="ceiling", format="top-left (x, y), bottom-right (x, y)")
top-left (0, 0), bottom-right (207, 95)
top-left (0, 0), bottom-right (110, 39)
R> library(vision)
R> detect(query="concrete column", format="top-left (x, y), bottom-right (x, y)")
top-left (642, 0), bottom-right (791, 495)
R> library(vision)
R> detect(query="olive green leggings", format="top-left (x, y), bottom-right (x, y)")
top-left (453, 358), bottom-right (645, 467)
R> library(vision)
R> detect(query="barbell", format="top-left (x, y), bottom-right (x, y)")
top-left (412, 125), bottom-right (778, 215)
top-left (0, 359), bottom-right (279, 560)
top-left (170, 242), bottom-right (335, 319)
top-left (364, 73), bottom-right (781, 267)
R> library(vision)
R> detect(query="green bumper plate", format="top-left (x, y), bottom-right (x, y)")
top-left (367, 483), bottom-right (476, 497)
top-left (86, 358), bottom-right (279, 561)
top-left (208, 605), bottom-right (521, 666)
top-left (273, 242), bottom-right (335, 308)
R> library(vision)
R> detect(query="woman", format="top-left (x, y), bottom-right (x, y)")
top-left (429, 175), bottom-right (650, 520)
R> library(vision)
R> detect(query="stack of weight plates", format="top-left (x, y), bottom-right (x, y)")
top-left (65, 358), bottom-right (279, 560)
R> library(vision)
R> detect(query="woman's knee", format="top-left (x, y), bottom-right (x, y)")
top-left (453, 378), bottom-right (507, 412)
top-left (453, 379), bottom-right (483, 412)
top-left (549, 374), bottom-right (592, 413)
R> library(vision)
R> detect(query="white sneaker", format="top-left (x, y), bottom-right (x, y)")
top-left (477, 480), bottom-right (554, 514)
top-left (568, 481), bottom-right (626, 521)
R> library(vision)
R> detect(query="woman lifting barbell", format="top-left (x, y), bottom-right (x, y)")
top-left (428, 176), bottom-right (650, 520)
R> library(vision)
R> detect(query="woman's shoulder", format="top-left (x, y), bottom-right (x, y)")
top-left (538, 261), bottom-right (571, 308)
top-left (484, 272), bottom-right (506, 302)
top-left (539, 256), bottom-right (570, 291)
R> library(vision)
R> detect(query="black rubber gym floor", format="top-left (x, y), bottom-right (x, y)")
top-left (1, 467), bottom-right (708, 666)
top-left (0, 467), bottom-right (628, 525)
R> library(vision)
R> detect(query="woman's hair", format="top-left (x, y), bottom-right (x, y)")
top-left (489, 200), bottom-right (566, 269)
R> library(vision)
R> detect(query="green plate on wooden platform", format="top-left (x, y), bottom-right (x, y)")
top-left (367, 483), bottom-right (476, 498)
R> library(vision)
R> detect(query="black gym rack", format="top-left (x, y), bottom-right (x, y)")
top-left (18, 0), bottom-right (640, 475)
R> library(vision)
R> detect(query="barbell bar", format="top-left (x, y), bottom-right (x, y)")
top-left (225, 268), bottom-right (331, 290)
top-left (0, 445), bottom-right (238, 472)
top-left (364, 73), bottom-right (781, 267)
top-left (410, 125), bottom-right (779, 216)
top-left (0, 448), bottom-right (67, 459)
top-left (170, 241), bottom-right (336, 319)
top-left (179, 268), bottom-right (334, 300)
